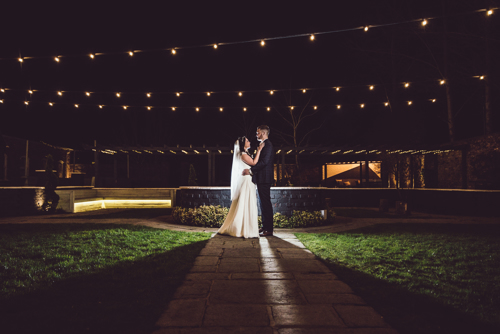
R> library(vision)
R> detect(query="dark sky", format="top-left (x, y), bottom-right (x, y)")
top-left (1, 0), bottom-right (498, 149)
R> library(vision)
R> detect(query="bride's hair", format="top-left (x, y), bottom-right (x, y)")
top-left (237, 136), bottom-right (247, 153)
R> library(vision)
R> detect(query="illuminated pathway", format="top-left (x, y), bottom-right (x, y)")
top-left (153, 232), bottom-right (397, 333)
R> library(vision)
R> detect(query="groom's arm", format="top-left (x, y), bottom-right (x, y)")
top-left (250, 142), bottom-right (273, 175)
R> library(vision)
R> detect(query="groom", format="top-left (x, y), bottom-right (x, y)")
top-left (243, 125), bottom-right (275, 236)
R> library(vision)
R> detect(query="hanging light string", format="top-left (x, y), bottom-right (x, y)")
top-left (0, 76), bottom-right (469, 98)
top-left (0, 96), bottom-right (442, 111)
top-left (2, 7), bottom-right (495, 63)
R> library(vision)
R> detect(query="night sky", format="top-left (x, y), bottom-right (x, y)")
top-left (1, 0), bottom-right (498, 150)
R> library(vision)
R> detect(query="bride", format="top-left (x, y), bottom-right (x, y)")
top-left (218, 136), bottom-right (265, 238)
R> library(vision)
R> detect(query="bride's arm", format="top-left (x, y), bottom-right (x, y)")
top-left (241, 142), bottom-right (265, 166)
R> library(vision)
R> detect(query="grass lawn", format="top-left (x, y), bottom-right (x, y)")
top-left (0, 223), bottom-right (211, 334)
top-left (296, 223), bottom-right (500, 334)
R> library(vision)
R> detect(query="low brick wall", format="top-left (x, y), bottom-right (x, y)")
top-left (177, 187), bottom-right (326, 216)
top-left (0, 187), bottom-right (45, 216)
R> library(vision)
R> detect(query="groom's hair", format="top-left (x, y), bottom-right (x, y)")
top-left (257, 125), bottom-right (270, 135)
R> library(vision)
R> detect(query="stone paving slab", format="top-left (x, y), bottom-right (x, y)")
top-left (153, 234), bottom-right (398, 333)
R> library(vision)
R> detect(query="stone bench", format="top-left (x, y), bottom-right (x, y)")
top-left (56, 187), bottom-right (176, 213)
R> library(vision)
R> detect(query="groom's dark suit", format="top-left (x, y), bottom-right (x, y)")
top-left (250, 139), bottom-right (275, 233)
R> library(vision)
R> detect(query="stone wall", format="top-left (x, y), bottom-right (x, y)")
top-left (176, 187), bottom-right (326, 216)
top-left (0, 187), bottom-right (45, 216)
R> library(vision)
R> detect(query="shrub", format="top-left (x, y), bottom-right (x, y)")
top-left (172, 205), bottom-right (335, 229)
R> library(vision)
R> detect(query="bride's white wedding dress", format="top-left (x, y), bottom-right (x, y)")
top-left (218, 148), bottom-right (259, 238)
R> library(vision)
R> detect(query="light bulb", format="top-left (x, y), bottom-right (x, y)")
top-left (99, 105), bottom-right (103, 108)
top-left (24, 101), bottom-right (29, 105)
top-left (171, 107), bottom-right (176, 111)
top-left (58, 91), bottom-right (63, 96)
top-left (302, 89), bottom-right (306, 93)
top-left (243, 107), bottom-right (247, 111)
top-left (129, 51), bottom-right (134, 56)
top-left (29, 90), bottom-right (33, 94)
top-left (369, 85), bottom-right (374, 90)
top-left (207, 92), bottom-right (211, 96)
top-left (261, 40), bottom-right (265, 46)
top-left (313, 106), bottom-right (317, 110)
top-left (364, 26), bottom-right (369, 32)
top-left (290, 106), bottom-right (294, 110)
top-left (0, 89), bottom-right (4, 92)
top-left (267, 107), bottom-right (270, 111)
top-left (270, 90), bottom-right (274, 95)
top-left (408, 101), bottom-right (412, 105)
top-left (213, 44), bottom-right (218, 49)
top-left (147, 93), bottom-right (151, 98)
top-left (384, 102), bottom-right (389, 106)
top-left (487, 9), bottom-right (493, 16)
top-left (360, 104), bottom-right (365, 108)
top-left (176, 92), bottom-right (181, 96)
top-left (404, 82), bottom-right (410, 88)
top-left (310, 34), bottom-right (315, 41)
top-left (440, 80), bottom-right (445, 85)
top-left (480, 76), bottom-right (484, 80)
top-left (219, 107), bottom-right (223, 112)
top-left (238, 92), bottom-right (242, 96)
top-left (89, 54), bottom-right (95, 59)
top-left (123, 106), bottom-right (127, 110)
top-left (86, 92), bottom-right (91, 96)
top-left (49, 102), bottom-right (53, 106)
top-left (171, 49), bottom-right (176, 55)
top-left (55, 57), bottom-right (60, 62)
top-left (431, 99), bottom-right (436, 103)
top-left (422, 19), bottom-right (428, 26)
top-left (336, 87), bottom-right (340, 91)
top-left (75, 104), bottom-right (79, 108)
top-left (116, 93), bottom-right (121, 97)
top-left (147, 106), bottom-right (151, 110)
top-left (196, 107), bottom-right (199, 112)
top-left (337, 105), bottom-right (341, 109)
top-left (18, 58), bottom-right (23, 62)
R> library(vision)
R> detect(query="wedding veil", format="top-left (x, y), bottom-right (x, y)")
top-left (230, 139), bottom-right (246, 200)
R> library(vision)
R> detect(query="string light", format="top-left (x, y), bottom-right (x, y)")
top-left (207, 92), bottom-right (211, 96)
top-left (147, 106), bottom-right (152, 110)
top-left (24, 101), bottom-right (29, 105)
top-left (408, 101), bottom-right (412, 105)
top-left (260, 40), bottom-right (265, 46)
top-left (29, 90), bottom-right (33, 94)
top-left (337, 105), bottom-right (341, 109)
top-left (440, 80), bottom-right (445, 85)
top-left (335, 87), bottom-right (340, 91)
top-left (128, 51), bottom-right (134, 56)
top-left (243, 107), bottom-right (247, 111)
top-left (116, 92), bottom-right (121, 98)
top-left (431, 99), bottom-right (436, 103)
top-left (487, 9), bottom-right (493, 16)
top-left (171, 49), bottom-right (176, 55)
top-left (364, 26), bottom-right (369, 32)
top-left (360, 104), bottom-right (365, 108)
top-left (0, 100), bottom-right (3, 103)
top-left (267, 107), bottom-right (270, 111)
top-left (86, 92), bottom-right (91, 96)
top-left (123, 105), bottom-right (128, 110)
top-left (176, 92), bottom-right (181, 97)
top-left (219, 107), bottom-right (223, 112)
top-left (313, 106), bottom-right (317, 110)
top-left (290, 106), bottom-right (294, 110)
top-left (99, 105), bottom-right (103, 108)
top-left (479, 76), bottom-right (484, 80)
top-left (146, 93), bottom-right (151, 98)
top-left (196, 107), bottom-right (199, 112)
top-left (302, 89), bottom-right (306, 93)
top-left (404, 82), bottom-right (410, 88)
top-left (89, 54), bottom-right (95, 59)
top-left (49, 102), bottom-right (53, 106)
top-left (310, 34), bottom-right (315, 41)
top-left (213, 44), bottom-right (218, 49)
top-left (18, 58), bottom-right (23, 63)
top-left (270, 90), bottom-right (274, 95)
top-left (172, 107), bottom-right (176, 111)
top-left (54, 57), bottom-right (60, 62)
top-left (238, 92), bottom-right (243, 96)
top-left (1, 89), bottom-right (4, 92)
top-left (369, 85), bottom-right (374, 90)
top-left (422, 19), bottom-right (428, 26)
top-left (75, 104), bottom-right (79, 108)
top-left (57, 91), bottom-right (63, 96)
top-left (384, 102), bottom-right (389, 106)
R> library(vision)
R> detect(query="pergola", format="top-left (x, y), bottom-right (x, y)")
top-left (86, 142), bottom-right (462, 187)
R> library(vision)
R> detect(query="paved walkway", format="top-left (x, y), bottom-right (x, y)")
top-left (152, 232), bottom-right (398, 334)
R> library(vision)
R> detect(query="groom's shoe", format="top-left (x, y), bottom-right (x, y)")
top-left (259, 230), bottom-right (273, 237)
top-left (259, 228), bottom-right (264, 233)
